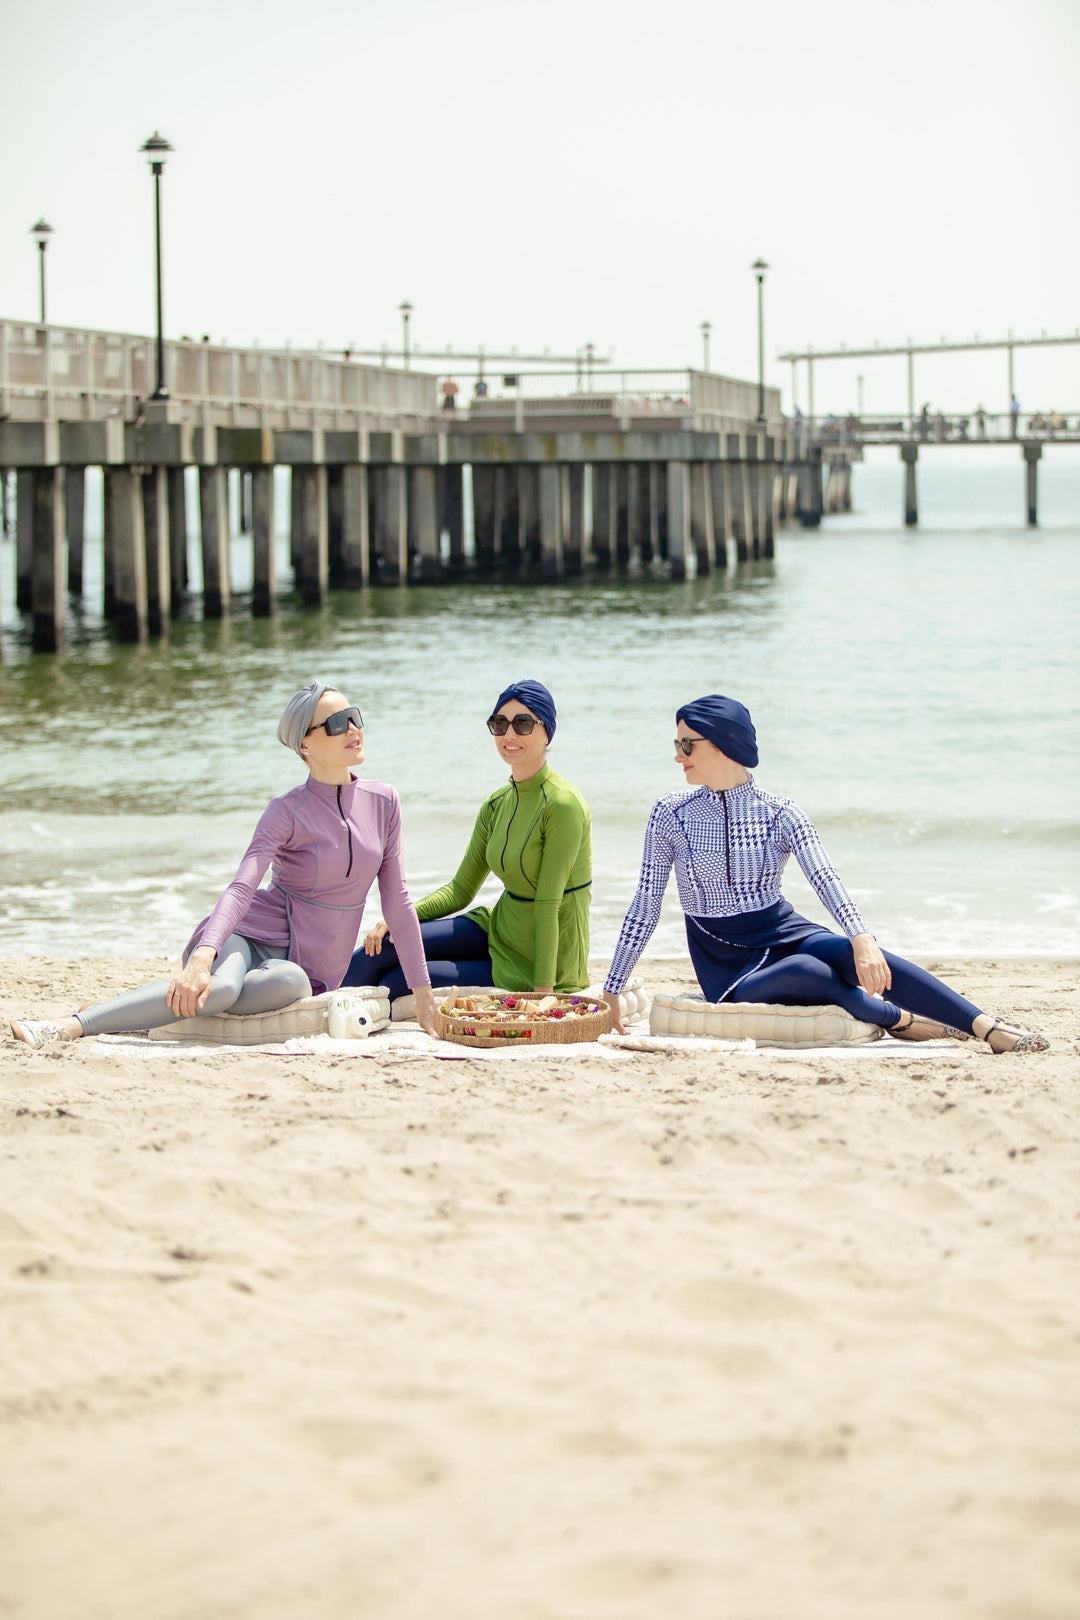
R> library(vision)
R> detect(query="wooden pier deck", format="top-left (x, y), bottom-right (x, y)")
top-left (0, 321), bottom-right (845, 653)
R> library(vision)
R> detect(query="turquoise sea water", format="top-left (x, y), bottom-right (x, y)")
top-left (0, 455), bottom-right (1077, 959)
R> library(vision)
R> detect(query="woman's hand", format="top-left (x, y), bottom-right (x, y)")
top-left (532, 986), bottom-right (553, 998)
top-left (412, 985), bottom-right (439, 1038)
top-left (364, 921), bottom-right (392, 956)
top-left (166, 947), bottom-right (217, 1018)
top-left (851, 933), bottom-right (891, 996)
top-left (601, 991), bottom-right (626, 1035)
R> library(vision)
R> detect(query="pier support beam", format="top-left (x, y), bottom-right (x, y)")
top-left (328, 465), bottom-right (368, 589)
top-left (500, 469), bottom-right (523, 567)
top-left (1023, 443), bottom-right (1041, 527)
top-left (141, 466), bottom-right (171, 634)
top-left (627, 465), bottom-right (648, 565)
top-left (538, 465), bottom-right (564, 578)
top-left (409, 465), bottom-right (439, 580)
top-left (31, 468), bottom-right (65, 652)
top-left (441, 466), bottom-right (465, 572)
top-left (523, 466), bottom-right (540, 565)
top-left (104, 468), bottom-right (148, 642)
top-left (16, 470), bottom-right (33, 611)
top-left (615, 465), bottom-right (630, 564)
top-left (292, 465), bottom-right (328, 604)
top-left (901, 444), bottom-right (918, 527)
top-left (65, 467), bottom-right (85, 595)
top-left (797, 458), bottom-right (824, 529)
top-left (709, 464), bottom-right (732, 566)
top-left (729, 462), bottom-right (753, 560)
top-left (472, 465), bottom-right (497, 570)
top-left (689, 462), bottom-right (713, 574)
top-left (167, 468), bottom-right (188, 611)
top-left (199, 465), bottom-right (231, 616)
top-left (666, 461), bottom-right (690, 580)
top-left (251, 466), bottom-right (278, 613)
top-left (591, 464), bottom-right (613, 568)
top-left (372, 465), bottom-right (407, 582)
top-left (565, 464), bottom-right (585, 574)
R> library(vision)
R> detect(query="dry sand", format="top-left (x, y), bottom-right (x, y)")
top-left (1, 954), bottom-right (1078, 1620)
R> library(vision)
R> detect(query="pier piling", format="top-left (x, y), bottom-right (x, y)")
top-left (666, 461), bottom-right (690, 580)
top-left (689, 462), bottom-right (712, 574)
top-left (16, 471), bottom-right (33, 611)
top-left (198, 465), bottom-right (231, 616)
top-left (64, 467), bottom-right (85, 595)
top-left (167, 468), bottom-right (188, 610)
top-left (372, 465), bottom-right (407, 582)
top-left (251, 466), bottom-right (277, 613)
top-left (141, 466), bottom-right (171, 633)
top-left (901, 444), bottom-right (919, 527)
top-left (105, 468), bottom-right (148, 641)
top-left (1023, 443), bottom-right (1041, 526)
top-left (292, 465), bottom-right (328, 604)
top-left (566, 465), bottom-right (585, 574)
top-left (409, 465), bottom-right (439, 581)
top-left (538, 465), bottom-right (564, 578)
top-left (592, 464), bottom-right (613, 567)
top-left (31, 467), bottom-right (65, 652)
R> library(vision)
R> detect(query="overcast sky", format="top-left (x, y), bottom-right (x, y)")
top-left (2, 0), bottom-right (1078, 413)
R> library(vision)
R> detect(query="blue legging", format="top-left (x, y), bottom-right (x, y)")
top-left (729, 933), bottom-right (983, 1031)
top-left (343, 915), bottom-right (494, 1000)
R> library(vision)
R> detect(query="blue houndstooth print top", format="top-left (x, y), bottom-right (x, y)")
top-left (605, 775), bottom-right (869, 993)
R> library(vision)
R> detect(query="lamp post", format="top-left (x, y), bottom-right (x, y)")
top-left (701, 320), bottom-right (711, 373)
top-left (30, 219), bottom-right (53, 323)
top-left (751, 258), bottom-right (769, 422)
top-left (139, 131), bottom-right (174, 399)
top-left (399, 300), bottom-right (413, 368)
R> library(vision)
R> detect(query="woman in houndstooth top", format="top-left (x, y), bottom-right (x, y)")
top-left (601, 695), bottom-right (1048, 1055)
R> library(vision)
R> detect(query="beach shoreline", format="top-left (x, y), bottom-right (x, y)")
top-left (2, 954), bottom-right (1078, 1618)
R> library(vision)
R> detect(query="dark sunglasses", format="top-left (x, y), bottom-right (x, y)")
top-left (674, 737), bottom-right (702, 756)
top-left (307, 705), bottom-right (364, 737)
top-left (487, 713), bottom-right (540, 736)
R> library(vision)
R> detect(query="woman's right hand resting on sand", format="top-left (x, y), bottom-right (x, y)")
top-left (602, 991), bottom-right (626, 1035)
top-left (166, 946), bottom-right (217, 1018)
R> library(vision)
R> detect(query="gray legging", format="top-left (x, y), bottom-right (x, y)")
top-left (77, 934), bottom-right (313, 1037)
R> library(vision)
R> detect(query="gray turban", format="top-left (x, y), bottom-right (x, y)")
top-left (277, 679), bottom-right (336, 756)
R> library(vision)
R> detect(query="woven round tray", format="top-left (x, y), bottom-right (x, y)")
top-left (435, 991), bottom-right (612, 1048)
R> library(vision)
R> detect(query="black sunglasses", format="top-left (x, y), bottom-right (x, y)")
top-left (487, 713), bottom-right (540, 736)
top-left (674, 737), bottom-right (703, 756)
top-left (307, 705), bottom-right (364, 737)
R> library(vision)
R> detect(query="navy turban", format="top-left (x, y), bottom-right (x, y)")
top-left (675, 695), bottom-right (758, 767)
top-left (491, 679), bottom-right (556, 743)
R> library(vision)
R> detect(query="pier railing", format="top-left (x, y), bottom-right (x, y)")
top-left (0, 322), bottom-right (438, 430)
top-left (805, 411), bottom-right (1080, 445)
top-left (446, 368), bottom-right (783, 431)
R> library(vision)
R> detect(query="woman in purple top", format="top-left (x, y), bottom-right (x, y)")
top-left (11, 681), bottom-right (438, 1048)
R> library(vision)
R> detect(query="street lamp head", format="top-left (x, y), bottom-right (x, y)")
top-left (399, 300), bottom-right (413, 316)
top-left (751, 257), bottom-right (769, 279)
top-left (139, 131), bottom-right (174, 173)
top-left (30, 218), bottom-right (53, 247)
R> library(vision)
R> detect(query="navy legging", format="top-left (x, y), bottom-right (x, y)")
top-left (728, 933), bottom-right (983, 1032)
top-left (343, 915), bottom-right (494, 1000)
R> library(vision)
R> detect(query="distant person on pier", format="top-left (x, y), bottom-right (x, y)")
top-left (917, 403), bottom-right (931, 440)
top-left (474, 377), bottom-right (488, 397)
top-left (975, 404), bottom-right (987, 438)
top-left (601, 695), bottom-right (1049, 1055)
top-left (11, 682), bottom-right (439, 1049)
top-left (1010, 393), bottom-right (1020, 438)
top-left (345, 680), bottom-right (592, 1002)
top-left (441, 377), bottom-right (459, 411)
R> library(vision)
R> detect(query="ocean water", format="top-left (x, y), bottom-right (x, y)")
top-left (0, 453), bottom-right (1077, 959)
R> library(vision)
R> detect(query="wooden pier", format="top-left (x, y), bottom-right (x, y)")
top-left (0, 321), bottom-right (841, 653)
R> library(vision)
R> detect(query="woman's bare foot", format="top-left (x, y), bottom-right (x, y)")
top-left (971, 1014), bottom-right (1050, 1054)
top-left (10, 1016), bottom-right (83, 1049)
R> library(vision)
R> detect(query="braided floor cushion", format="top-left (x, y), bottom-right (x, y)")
top-left (649, 995), bottom-right (883, 1048)
top-left (148, 989), bottom-right (390, 1045)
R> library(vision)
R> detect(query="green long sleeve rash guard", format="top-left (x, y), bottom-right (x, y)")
top-left (414, 763), bottom-right (592, 992)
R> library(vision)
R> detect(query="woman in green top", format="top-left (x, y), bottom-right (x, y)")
top-left (344, 680), bottom-right (592, 998)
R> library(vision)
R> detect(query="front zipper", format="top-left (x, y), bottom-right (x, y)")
top-left (336, 784), bottom-right (354, 879)
top-left (721, 789), bottom-right (732, 885)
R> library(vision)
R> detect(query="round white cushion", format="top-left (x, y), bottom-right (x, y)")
top-left (148, 989), bottom-right (390, 1045)
top-left (649, 995), bottom-right (882, 1048)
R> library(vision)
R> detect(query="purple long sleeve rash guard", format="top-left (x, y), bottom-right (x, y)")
top-left (187, 774), bottom-right (429, 996)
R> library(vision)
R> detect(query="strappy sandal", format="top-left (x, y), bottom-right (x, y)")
top-left (980, 1020), bottom-right (1050, 1055)
top-left (888, 1011), bottom-right (973, 1043)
